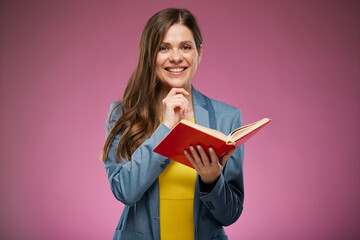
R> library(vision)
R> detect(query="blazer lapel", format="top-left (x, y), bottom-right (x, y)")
top-left (191, 85), bottom-right (211, 237)
top-left (192, 86), bottom-right (210, 128)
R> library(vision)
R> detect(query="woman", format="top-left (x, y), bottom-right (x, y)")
top-left (101, 8), bottom-right (244, 240)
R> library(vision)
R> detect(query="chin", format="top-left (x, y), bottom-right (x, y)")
top-left (160, 78), bottom-right (190, 88)
top-left (169, 81), bottom-right (191, 89)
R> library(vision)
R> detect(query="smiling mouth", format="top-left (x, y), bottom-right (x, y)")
top-left (165, 67), bottom-right (187, 73)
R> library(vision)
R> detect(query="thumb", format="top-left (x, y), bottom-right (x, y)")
top-left (219, 147), bottom-right (236, 166)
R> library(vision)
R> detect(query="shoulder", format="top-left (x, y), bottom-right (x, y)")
top-left (193, 86), bottom-right (242, 132)
top-left (208, 97), bottom-right (241, 116)
top-left (207, 96), bottom-right (242, 130)
top-left (193, 87), bottom-right (241, 117)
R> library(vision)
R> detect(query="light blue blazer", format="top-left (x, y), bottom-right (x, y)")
top-left (104, 86), bottom-right (244, 240)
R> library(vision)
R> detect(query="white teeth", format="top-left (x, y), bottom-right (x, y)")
top-left (167, 68), bottom-right (185, 73)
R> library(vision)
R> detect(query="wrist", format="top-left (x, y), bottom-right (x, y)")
top-left (201, 175), bottom-right (219, 185)
top-left (199, 176), bottom-right (219, 193)
top-left (162, 120), bottom-right (174, 129)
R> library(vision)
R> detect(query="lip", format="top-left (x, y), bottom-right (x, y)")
top-left (164, 66), bottom-right (188, 75)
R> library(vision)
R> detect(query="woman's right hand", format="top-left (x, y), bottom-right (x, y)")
top-left (161, 88), bottom-right (190, 129)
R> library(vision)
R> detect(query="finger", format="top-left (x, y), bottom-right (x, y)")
top-left (175, 98), bottom-right (188, 116)
top-left (219, 147), bottom-right (236, 166)
top-left (165, 96), bottom-right (189, 114)
top-left (208, 147), bottom-right (219, 166)
top-left (163, 95), bottom-right (188, 108)
top-left (167, 88), bottom-right (190, 97)
top-left (174, 101), bottom-right (188, 116)
top-left (171, 95), bottom-right (190, 114)
top-left (189, 145), bottom-right (203, 167)
top-left (184, 150), bottom-right (200, 171)
top-left (197, 145), bottom-right (211, 167)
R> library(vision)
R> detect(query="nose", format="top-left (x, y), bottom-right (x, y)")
top-left (169, 49), bottom-right (183, 63)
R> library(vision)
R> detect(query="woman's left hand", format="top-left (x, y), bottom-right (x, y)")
top-left (184, 145), bottom-right (236, 185)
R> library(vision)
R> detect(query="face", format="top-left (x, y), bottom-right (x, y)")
top-left (156, 23), bottom-right (202, 92)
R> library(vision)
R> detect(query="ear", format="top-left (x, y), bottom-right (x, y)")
top-left (197, 44), bottom-right (203, 64)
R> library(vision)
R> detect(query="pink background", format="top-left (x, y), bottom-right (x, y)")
top-left (1, 0), bottom-right (359, 239)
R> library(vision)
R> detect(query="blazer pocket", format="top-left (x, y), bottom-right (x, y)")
top-left (113, 229), bottom-right (144, 240)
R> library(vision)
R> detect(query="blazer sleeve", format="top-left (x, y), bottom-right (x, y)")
top-left (103, 102), bottom-right (171, 206)
top-left (198, 109), bottom-right (244, 226)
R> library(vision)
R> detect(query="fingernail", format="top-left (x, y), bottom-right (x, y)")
top-left (184, 150), bottom-right (187, 155)
top-left (209, 147), bottom-right (214, 152)
top-left (190, 146), bottom-right (194, 151)
top-left (185, 90), bottom-right (189, 95)
top-left (197, 145), bottom-right (201, 150)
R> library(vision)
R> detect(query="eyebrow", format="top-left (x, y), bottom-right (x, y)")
top-left (160, 41), bottom-right (194, 45)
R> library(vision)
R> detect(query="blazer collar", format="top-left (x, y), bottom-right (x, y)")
top-left (192, 85), bottom-right (210, 128)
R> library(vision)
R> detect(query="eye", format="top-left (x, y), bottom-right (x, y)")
top-left (182, 45), bottom-right (191, 50)
top-left (159, 46), bottom-right (168, 51)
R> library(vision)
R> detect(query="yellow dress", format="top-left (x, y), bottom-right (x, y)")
top-left (159, 118), bottom-right (197, 240)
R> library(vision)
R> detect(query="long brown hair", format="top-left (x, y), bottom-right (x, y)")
top-left (101, 8), bottom-right (203, 162)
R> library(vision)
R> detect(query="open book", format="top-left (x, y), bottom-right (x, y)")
top-left (154, 118), bottom-right (271, 169)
